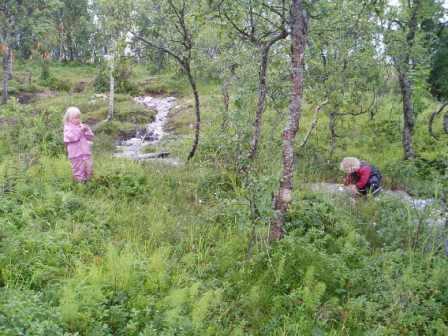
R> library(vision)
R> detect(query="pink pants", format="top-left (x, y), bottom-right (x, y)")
top-left (70, 155), bottom-right (93, 182)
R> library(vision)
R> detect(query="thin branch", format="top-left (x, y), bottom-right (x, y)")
top-left (336, 110), bottom-right (369, 117)
top-left (261, 2), bottom-right (287, 22)
top-left (167, 0), bottom-right (182, 24)
top-left (249, 0), bottom-right (255, 38)
top-left (337, 89), bottom-right (377, 117)
top-left (252, 10), bottom-right (284, 31)
top-left (246, 191), bottom-right (262, 259)
top-left (428, 101), bottom-right (448, 139)
top-left (165, 37), bottom-right (185, 45)
top-left (264, 28), bottom-right (288, 49)
top-left (391, 19), bottom-right (405, 30)
top-left (367, 89), bottom-right (377, 113)
top-left (220, 7), bottom-right (253, 42)
top-left (167, 0), bottom-right (191, 50)
top-left (131, 32), bottom-right (185, 67)
top-left (298, 100), bottom-right (328, 149)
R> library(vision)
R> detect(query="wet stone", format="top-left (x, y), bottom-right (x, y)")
top-left (305, 182), bottom-right (445, 229)
top-left (114, 96), bottom-right (180, 164)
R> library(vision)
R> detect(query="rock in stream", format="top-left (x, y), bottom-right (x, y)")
top-left (114, 96), bottom-right (181, 164)
top-left (306, 182), bottom-right (446, 228)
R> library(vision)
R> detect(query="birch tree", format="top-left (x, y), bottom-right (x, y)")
top-left (382, 0), bottom-right (444, 159)
top-left (270, 0), bottom-right (308, 241)
top-left (218, 0), bottom-right (289, 162)
top-left (95, 0), bottom-right (133, 121)
top-left (54, 0), bottom-right (94, 62)
top-left (133, 0), bottom-right (205, 160)
top-left (0, 0), bottom-right (60, 104)
top-left (428, 19), bottom-right (448, 136)
top-left (306, 0), bottom-right (382, 157)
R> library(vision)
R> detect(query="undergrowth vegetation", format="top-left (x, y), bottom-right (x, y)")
top-left (1, 63), bottom-right (448, 335)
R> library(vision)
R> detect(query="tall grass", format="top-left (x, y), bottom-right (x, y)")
top-left (0, 63), bottom-right (447, 335)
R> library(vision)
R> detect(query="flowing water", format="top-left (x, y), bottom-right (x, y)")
top-left (114, 96), bottom-right (182, 165)
top-left (306, 182), bottom-right (446, 228)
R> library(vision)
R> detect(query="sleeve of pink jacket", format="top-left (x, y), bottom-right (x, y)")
top-left (83, 125), bottom-right (94, 140)
top-left (64, 125), bottom-right (82, 144)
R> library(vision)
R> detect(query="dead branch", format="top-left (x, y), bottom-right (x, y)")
top-left (428, 101), bottom-right (448, 139)
top-left (298, 99), bottom-right (328, 149)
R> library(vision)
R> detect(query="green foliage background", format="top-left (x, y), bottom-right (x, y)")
top-left (1, 0), bottom-right (448, 334)
top-left (0, 59), bottom-right (447, 334)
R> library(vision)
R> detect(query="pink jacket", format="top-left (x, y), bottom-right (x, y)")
top-left (64, 123), bottom-right (94, 159)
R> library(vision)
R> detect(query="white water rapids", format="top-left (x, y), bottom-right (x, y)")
top-left (114, 96), bottom-right (181, 164)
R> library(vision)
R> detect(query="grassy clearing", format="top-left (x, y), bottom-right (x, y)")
top-left (1, 150), bottom-right (447, 334)
top-left (1, 63), bottom-right (448, 334)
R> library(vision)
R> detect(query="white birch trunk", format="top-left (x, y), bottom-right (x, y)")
top-left (107, 43), bottom-right (116, 121)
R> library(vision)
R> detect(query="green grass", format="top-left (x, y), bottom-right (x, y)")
top-left (4, 61), bottom-right (97, 95)
top-left (1, 62), bottom-right (448, 335)
top-left (1, 152), bottom-right (447, 334)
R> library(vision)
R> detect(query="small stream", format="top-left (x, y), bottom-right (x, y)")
top-left (306, 182), bottom-right (446, 228)
top-left (114, 96), bottom-right (181, 164)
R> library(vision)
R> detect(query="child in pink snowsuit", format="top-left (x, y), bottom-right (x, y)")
top-left (63, 106), bottom-right (94, 182)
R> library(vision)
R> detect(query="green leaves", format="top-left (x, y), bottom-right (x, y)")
top-left (0, 0), bottom-right (62, 48)
top-left (0, 289), bottom-right (64, 336)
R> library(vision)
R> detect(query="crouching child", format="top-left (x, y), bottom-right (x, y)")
top-left (340, 157), bottom-right (382, 196)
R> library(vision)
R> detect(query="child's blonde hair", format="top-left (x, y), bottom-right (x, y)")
top-left (340, 157), bottom-right (361, 173)
top-left (64, 106), bottom-right (81, 124)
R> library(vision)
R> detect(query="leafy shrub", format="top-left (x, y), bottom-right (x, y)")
top-left (40, 60), bottom-right (51, 81)
top-left (91, 171), bottom-right (150, 198)
top-left (372, 119), bottom-right (402, 143)
top-left (383, 158), bottom-right (445, 196)
top-left (2, 62), bottom-right (448, 335)
top-left (286, 194), bottom-right (345, 238)
top-left (40, 76), bottom-right (71, 92)
top-left (95, 120), bottom-right (135, 139)
top-left (94, 57), bottom-right (138, 95)
top-left (0, 289), bottom-right (64, 336)
top-left (1, 101), bottom-right (63, 157)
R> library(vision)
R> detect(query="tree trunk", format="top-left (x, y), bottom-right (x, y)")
top-left (27, 72), bottom-right (32, 87)
top-left (58, 29), bottom-right (64, 61)
top-left (68, 32), bottom-right (75, 62)
top-left (248, 46), bottom-right (270, 161)
top-left (8, 49), bottom-right (12, 80)
top-left (270, 0), bottom-right (307, 241)
top-left (398, 71), bottom-right (415, 160)
top-left (221, 77), bottom-right (230, 130)
top-left (329, 110), bottom-right (337, 158)
top-left (444, 112), bottom-right (448, 134)
top-left (155, 48), bottom-right (166, 72)
top-left (2, 46), bottom-right (12, 105)
top-left (186, 63), bottom-right (201, 161)
top-left (41, 57), bottom-right (50, 81)
top-left (107, 54), bottom-right (115, 121)
top-left (428, 101), bottom-right (448, 138)
top-left (395, 0), bottom-right (420, 159)
top-left (131, 33), bottom-right (200, 160)
top-left (221, 64), bottom-right (238, 130)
